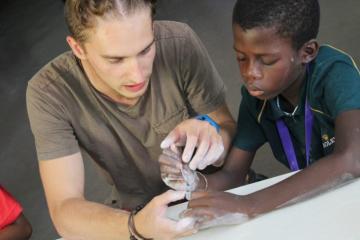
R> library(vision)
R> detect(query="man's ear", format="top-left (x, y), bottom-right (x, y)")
top-left (66, 36), bottom-right (87, 60)
top-left (299, 39), bottom-right (319, 64)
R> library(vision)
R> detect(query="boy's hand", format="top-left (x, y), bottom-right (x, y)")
top-left (160, 118), bottom-right (224, 170)
top-left (135, 190), bottom-right (198, 239)
top-left (180, 192), bottom-right (251, 230)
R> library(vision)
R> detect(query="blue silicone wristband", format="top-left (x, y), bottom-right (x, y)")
top-left (195, 114), bottom-right (220, 133)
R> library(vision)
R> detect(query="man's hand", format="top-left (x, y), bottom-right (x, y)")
top-left (159, 148), bottom-right (209, 192)
top-left (135, 190), bottom-right (198, 240)
top-left (160, 118), bottom-right (224, 170)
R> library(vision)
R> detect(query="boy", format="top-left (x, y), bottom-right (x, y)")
top-left (0, 186), bottom-right (32, 240)
top-left (160, 0), bottom-right (360, 224)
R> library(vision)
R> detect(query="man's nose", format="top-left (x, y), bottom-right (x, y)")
top-left (128, 58), bottom-right (145, 83)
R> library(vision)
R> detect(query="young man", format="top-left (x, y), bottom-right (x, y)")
top-left (26, 0), bottom-right (235, 239)
top-left (160, 0), bottom-right (360, 227)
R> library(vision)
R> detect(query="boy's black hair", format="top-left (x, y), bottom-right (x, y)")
top-left (232, 0), bottom-right (320, 50)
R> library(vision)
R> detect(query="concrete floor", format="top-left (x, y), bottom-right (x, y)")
top-left (0, 0), bottom-right (359, 239)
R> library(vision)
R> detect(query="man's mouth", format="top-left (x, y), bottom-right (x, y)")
top-left (124, 81), bottom-right (146, 92)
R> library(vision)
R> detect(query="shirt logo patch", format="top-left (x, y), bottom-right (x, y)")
top-left (322, 134), bottom-right (335, 148)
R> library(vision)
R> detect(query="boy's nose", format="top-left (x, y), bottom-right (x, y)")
top-left (243, 62), bottom-right (262, 82)
top-left (246, 63), bottom-right (262, 81)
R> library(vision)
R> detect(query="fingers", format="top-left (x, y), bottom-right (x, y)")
top-left (180, 207), bottom-right (216, 221)
top-left (188, 134), bottom-right (209, 170)
top-left (201, 137), bottom-right (224, 168)
top-left (182, 135), bottom-right (198, 163)
top-left (162, 118), bottom-right (224, 171)
top-left (188, 136), bottom-right (224, 170)
top-left (173, 217), bottom-right (198, 237)
top-left (161, 175), bottom-right (188, 191)
top-left (159, 148), bottom-right (183, 175)
top-left (154, 190), bottom-right (186, 206)
top-left (159, 157), bottom-right (182, 174)
top-left (161, 130), bottom-right (186, 149)
top-left (162, 147), bottom-right (182, 161)
top-left (179, 208), bottom-right (219, 231)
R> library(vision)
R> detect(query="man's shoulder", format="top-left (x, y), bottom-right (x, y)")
top-left (154, 20), bottom-right (194, 40)
top-left (28, 51), bottom-right (79, 91)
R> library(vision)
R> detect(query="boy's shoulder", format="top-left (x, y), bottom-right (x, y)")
top-left (315, 45), bottom-right (357, 67)
top-left (309, 45), bottom-right (359, 91)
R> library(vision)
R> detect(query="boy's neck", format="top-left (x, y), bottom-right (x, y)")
top-left (280, 67), bottom-right (307, 109)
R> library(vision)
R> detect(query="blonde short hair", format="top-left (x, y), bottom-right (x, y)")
top-left (64, 0), bottom-right (156, 43)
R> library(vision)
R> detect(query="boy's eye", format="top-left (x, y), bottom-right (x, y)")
top-left (261, 58), bottom-right (278, 66)
top-left (236, 56), bottom-right (246, 62)
top-left (236, 57), bottom-right (245, 62)
top-left (236, 53), bottom-right (246, 61)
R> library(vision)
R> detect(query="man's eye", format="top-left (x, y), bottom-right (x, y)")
top-left (140, 46), bottom-right (151, 56)
top-left (108, 59), bottom-right (123, 64)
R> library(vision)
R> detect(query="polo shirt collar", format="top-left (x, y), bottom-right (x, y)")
top-left (267, 79), bottom-right (308, 121)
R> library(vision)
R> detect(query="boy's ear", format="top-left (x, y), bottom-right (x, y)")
top-left (66, 36), bottom-right (87, 60)
top-left (299, 39), bottom-right (319, 64)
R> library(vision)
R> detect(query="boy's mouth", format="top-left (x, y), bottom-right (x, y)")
top-left (248, 89), bottom-right (265, 97)
top-left (246, 84), bottom-right (265, 97)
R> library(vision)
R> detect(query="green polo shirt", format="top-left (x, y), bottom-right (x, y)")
top-left (234, 45), bottom-right (360, 169)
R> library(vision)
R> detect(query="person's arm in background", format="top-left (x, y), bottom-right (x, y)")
top-left (0, 187), bottom-right (32, 240)
top-left (0, 214), bottom-right (32, 240)
top-left (40, 152), bottom-right (197, 240)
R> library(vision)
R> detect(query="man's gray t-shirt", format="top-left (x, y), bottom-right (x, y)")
top-left (27, 21), bottom-right (226, 209)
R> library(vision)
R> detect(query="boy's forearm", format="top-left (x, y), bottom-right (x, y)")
top-left (52, 198), bottom-right (131, 240)
top-left (246, 153), bottom-right (358, 216)
top-left (214, 120), bottom-right (236, 166)
top-left (206, 166), bottom-right (248, 191)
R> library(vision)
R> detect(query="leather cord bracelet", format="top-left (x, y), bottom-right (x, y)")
top-left (197, 171), bottom-right (208, 191)
top-left (128, 204), bottom-right (153, 240)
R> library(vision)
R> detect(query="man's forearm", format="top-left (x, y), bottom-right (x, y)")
top-left (52, 198), bottom-right (130, 240)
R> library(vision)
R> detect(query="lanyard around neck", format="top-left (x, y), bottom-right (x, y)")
top-left (275, 66), bottom-right (313, 171)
